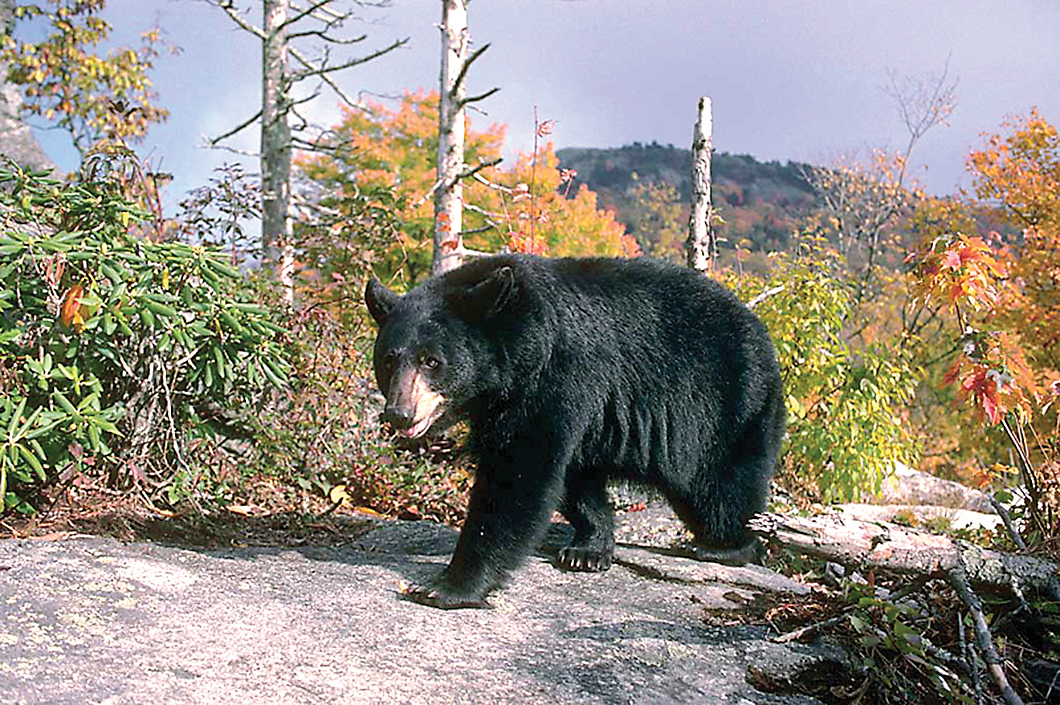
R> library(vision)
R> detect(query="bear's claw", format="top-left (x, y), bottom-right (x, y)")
top-left (557, 546), bottom-right (613, 572)
top-left (400, 581), bottom-right (491, 610)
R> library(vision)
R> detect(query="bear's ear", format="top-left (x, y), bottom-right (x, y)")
top-left (457, 265), bottom-right (515, 321)
top-left (365, 277), bottom-right (401, 325)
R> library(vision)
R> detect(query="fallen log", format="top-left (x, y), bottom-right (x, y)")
top-left (749, 511), bottom-right (1060, 601)
top-left (751, 510), bottom-right (1048, 705)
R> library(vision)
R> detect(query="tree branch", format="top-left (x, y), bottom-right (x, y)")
top-left (747, 284), bottom-right (785, 310)
top-left (412, 157), bottom-right (502, 208)
top-left (213, 0), bottom-right (267, 40)
top-left (208, 108), bottom-right (263, 146)
top-left (461, 86), bottom-right (500, 107)
top-left (282, 0), bottom-right (343, 29)
top-left (750, 511), bottom-right (1060, 599)
top-left (947, 568), bottom-right (1025, 705)
top-left (288, 28), bottom-right (367, 44)
top-left (289, 36), bottom-right (407, 81)
top-left (451, 41), bottom-right (489, 98)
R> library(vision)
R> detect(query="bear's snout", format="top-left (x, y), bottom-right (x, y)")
top-left (381, 404), bottom-right (416, 429)
top-left (380, 369), bottom-right (447, 439)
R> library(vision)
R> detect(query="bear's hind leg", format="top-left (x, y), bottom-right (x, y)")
top-left (558, 473), bottom-right (615, 572)
top-left (664, 455), bottom-right (771, 567)
top-left (673, 399), bottom-right (782, 567)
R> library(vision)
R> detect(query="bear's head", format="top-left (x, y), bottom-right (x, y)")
top-left (364, 264), bottom-right (515, 439)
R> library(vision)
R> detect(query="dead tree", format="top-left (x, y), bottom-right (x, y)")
top-left (686, 96), bottom-right (716, 274)
top-left (209, 0), bottom-right (407, 299)
top-left (431, 0), bottom-right (498, 275)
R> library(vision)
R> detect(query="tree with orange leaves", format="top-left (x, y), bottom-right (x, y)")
top-left (970, 110), bottom-right (1060, 372)
top-left (907, 111), bottom-right (1060, 546)
top-left (299, 90), bottom-right (637, 287)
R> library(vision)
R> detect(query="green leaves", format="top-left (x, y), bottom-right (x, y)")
top-left (0, 165), bottom-right (292, 512)
top-left (730, 238), bottom-right (919, 501)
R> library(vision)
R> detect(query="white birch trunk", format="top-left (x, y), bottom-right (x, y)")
top-left (686, 96), bottom-right (715, 274)
top-left (262, 0), bottom-right (295, 302)
top-left (432, 0), bottom-right (469, 276)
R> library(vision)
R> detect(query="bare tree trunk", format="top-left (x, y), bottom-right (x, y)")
top-left (262, 0), bottom-right (294, 302)
top-left (432, 0), bottom-right (469, 276)
top-left (686, 96), bottom-right (716, 274)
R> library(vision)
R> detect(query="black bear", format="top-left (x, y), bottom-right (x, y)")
top-left (365, 254), bottom-right (785, 609)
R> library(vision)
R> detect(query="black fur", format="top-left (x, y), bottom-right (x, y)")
top-left (366, 255), bottom-right (785, 609)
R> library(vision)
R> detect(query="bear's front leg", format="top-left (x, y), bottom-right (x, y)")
top-left (402, 460), bottom-right (563, 609)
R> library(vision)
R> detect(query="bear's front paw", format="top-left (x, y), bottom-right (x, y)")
top-left (398, 577), bottom-right (491, 610)
top-left (557, 546), bottom-right (613, 572)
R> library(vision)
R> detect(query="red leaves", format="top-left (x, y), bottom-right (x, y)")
top-left (908, 233), bottom-right (1007, 310)
top-left (948, 364), bottom-right (1004, 425)
top-left (942, 331), bottom-right (1037, 426)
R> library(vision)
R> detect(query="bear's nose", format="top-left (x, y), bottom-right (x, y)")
top-left (382, 406), bottom-right (415, 429)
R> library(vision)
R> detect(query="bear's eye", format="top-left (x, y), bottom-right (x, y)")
top-left (419, 355), bottom-right (441, 370)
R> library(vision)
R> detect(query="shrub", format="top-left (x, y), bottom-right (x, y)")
top-left (0, 163), bottom-right (290, 513)
top-left (726, 238), bottom-right (919, 501)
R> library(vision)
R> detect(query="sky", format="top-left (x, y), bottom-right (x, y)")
top-left (27, 0), bottom-right (1060, 212)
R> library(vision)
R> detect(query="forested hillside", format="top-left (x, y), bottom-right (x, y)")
top-left (557, 143), bottom-right (818, 257)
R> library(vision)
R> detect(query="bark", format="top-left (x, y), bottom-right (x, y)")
top-left (750, 511), bottom-right (1060, 600)
top-left (261, 0), bottom-right (294, 302)
top-left (432, 0), bottom-right (469, 276)
top-left (686, 96), bottom-right (715, 274)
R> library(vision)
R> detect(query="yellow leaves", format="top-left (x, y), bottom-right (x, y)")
top-left (2, 0), bottom-right (168, 151)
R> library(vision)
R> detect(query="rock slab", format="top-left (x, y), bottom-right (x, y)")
top-left (0, 519), bottom-right (832, 705)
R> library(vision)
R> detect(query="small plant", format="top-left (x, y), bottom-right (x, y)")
top-left (844, 581), bottom-right (972, 704)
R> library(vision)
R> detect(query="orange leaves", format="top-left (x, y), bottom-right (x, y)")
top-left (60, 284), bottom-right (86, 332)
top-left (965, 110), bottom-right (1060, 370)
top-left (507, 230), bottom-right (548, 256)
top-left (970, 109), bottom-right (1059, 228)
top-left (908, 232), bottom-right (1007, 311)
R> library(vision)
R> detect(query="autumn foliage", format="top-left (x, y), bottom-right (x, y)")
top-left (1, 0), bottom-right (169, 154)
top-left (299, 90), bottom-right (638, 286)
top-left (904, 111), bottom-right (1060, 541)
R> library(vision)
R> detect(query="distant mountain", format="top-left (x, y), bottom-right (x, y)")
top-left (557, 143), bottom-right (818, 258)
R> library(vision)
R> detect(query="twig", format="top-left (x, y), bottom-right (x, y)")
top-left (208, 109), bottom-right (263, 146)
top-left (958, 605), bottom-right (985, 705)
top-left (289, 37), bottom-right (408, 80)
top-left (947, 567), bottom-right (1024, 705)
top-left (747, 284), bottom-right (785, 310)
top-left (461, 87), bottom-right (500, 106)
top-left (215, 0), bottom-right (267, 40)
top-left (773, 613), bottom-right (845, 644)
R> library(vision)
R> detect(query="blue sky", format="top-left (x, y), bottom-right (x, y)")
top-left (28, 0), bottom-right (1060, 212)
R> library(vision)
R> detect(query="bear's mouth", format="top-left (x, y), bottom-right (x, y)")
top-left (399, 406), bottom-right (444, 439)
